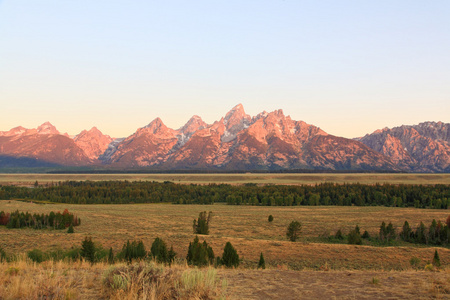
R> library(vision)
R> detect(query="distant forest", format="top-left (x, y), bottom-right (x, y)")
top-left (1, 181), bottom-right (449, 208)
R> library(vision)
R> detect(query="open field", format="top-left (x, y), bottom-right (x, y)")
top-left (2, 201), bottom-right (450, 298)
top-left (1, 173), bottom-right (450, 186)
top-left (1, 201), bottom-right (450, 271)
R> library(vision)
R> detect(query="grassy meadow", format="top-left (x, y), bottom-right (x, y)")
top-left (1, 200), bottom-right (450, 271)
top-left (1, 173), bottom-right (450, 299)
top-left (1, 172), bottom-right (450, 186)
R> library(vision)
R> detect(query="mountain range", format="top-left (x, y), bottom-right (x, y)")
top-left (1, 104), bottom-right (449, 172)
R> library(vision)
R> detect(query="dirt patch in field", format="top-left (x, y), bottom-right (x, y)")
top-left (220, 269), bottom-right (450, 299)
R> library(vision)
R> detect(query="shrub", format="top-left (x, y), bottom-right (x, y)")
top-left (102, 262), bottom-right (165, 294)
top-left (193, 211), bottom-right (212, 235)
top-left (186, 236), bottom-right (214, 267)
top-left (67, 224), bottom-right (74, 233)
top-left (81, 236), bottom-right (96, 263)
top-left (424, 263), bottom-right (434, 271)
top-left (66, 247), bottom-right (81, 261)
top-left (409, 256), bottom-right (421, 268)
top-left (258, 252), bottom-right (265, 269)
top-left (221, 242), bottom-right (239, 268)
top-left (286, 221), bottom-right (302, 242)
top-left (0, 247), bottom-right (7, 262)
top-left (268, 215), bottom-right (274, 222)
top-left (103, 262), bottom-right (226, 299)
top-left (27, 249), bottom-right (44, 263)
top-left (168, 246), bottom-right (176, 265)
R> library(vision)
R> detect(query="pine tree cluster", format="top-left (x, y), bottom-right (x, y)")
top-left (0, 209), bottom-right (80, 230)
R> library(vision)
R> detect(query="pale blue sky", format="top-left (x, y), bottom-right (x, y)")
top-left (1, 1), bottom-right (449, 138)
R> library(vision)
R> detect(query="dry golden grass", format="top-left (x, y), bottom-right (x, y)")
top-left (1, 173), bottom-right (449, 186)
top-left (1, 201), bottom-right (450, 271)
top-left (2, 200), bottom-right (450, 299)
top-left (1, 258), bottom-right (450, 299)
top-left (0, 258), bottom-right (226, 300)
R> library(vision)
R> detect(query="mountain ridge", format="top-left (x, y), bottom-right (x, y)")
top-left (1, 105), bottom-right (448, 172)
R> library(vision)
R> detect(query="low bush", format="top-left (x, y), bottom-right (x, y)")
top-left (27, 249), bottom-right (44, 263)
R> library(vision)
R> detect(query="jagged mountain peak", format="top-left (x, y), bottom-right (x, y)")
top-left (178, 115), bottom-right (207, 136)
top-left (223, 104), bottom-right (251, 134)
top-left (143, 117), bottom-right (169, 134)
top-left (224, 103), bottom-right (247, 121)
top-left (36, 122), bottom-right (60, 135)
top-left (75, 126), bottom-right (109, 140)
top-left (0, 126), bottom-right (27, 137)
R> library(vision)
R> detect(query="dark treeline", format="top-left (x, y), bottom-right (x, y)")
top-left (0, 181), bottom-right (449, 208)
top-left (333, 218), bottom-right (450, 247)
top-left (0, 209), bottom-right (80, 230)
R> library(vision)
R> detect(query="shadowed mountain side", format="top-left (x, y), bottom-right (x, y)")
top-left (0, 155), bottom-right (61, 168)
top-left (0, 134), bottom-right (91, 166)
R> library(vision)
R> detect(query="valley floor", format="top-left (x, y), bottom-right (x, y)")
top-left (1, 201), bottom-right (450, 298)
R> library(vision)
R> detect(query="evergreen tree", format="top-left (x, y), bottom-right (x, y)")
top-left (268, 215), bottom-right (274, 222)
top-left (400, 221), bottom-right (412, 242)
top-left (151, 237), bottom-right (169, 263)
top-left (428, 219), bottom-right (438, 244)
top-left (186, 236), bottom-right (214, 267)
top-left (286, 221), bottom-right (302, 242)
top-left (348, 226), bottom-right (362, 245)
top-left (108, 247), bottom-right (114, 264)
top-left (362, 230), bottom-right (370, 239)
top-left (386, 222), bottom-right (396, 242)
top-left (221, 242), bottom-right (239, 268)
top-left (433, 250), bottom-right (441, 267)
top-left (379, 221), bottom-right (387, 242)
top-left (120, 240), bottom-right (147, 263)
top-left (193, 211), bottom-right (212, 235)
top-left (335, 229), bottom-right (344, 240)
top-left (67, 224), bottom-right (74, 233)
top-left (81, 237), bottom-right (96, 263)
top-left (415, 222), bottom-right (427, 244)
top-left (168, 246), bottom-right (176, 265)
top-left (258, 252), bottom-right (265, 269)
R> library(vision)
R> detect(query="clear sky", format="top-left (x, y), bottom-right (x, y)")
top-left (1, 1), bottom-right (449, 138)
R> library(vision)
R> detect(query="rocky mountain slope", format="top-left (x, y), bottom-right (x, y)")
top-left (74, 127), bottom-right (113, 160)
top-left (1, 106), bottom-right (447, 172)
top-left (0, 123), bottom-right (112, 166)
top-left (100, 104), bottom-right (397, 171)
top-left (358, 122), bottom-right (450, 172)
